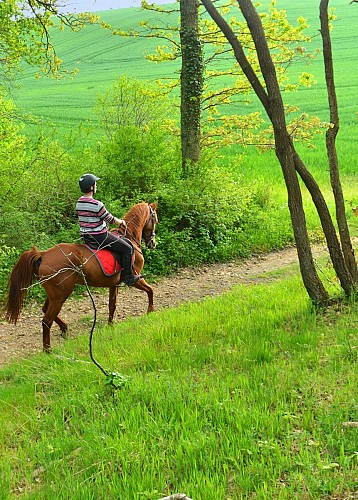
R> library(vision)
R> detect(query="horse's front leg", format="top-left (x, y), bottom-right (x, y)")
top-left (108, 285), bottom-right (119, 323)
top-left (134, 279), bottom-right (154, 313)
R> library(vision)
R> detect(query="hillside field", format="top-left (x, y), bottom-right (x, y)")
top-left (14, 0), bottom-right (357, 141)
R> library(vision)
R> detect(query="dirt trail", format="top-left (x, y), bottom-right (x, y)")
top-left (0, 245), bottom-right (328, 367)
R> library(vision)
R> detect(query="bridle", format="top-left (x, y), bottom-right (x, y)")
top-left (143, 204), bottom-right (157, 249)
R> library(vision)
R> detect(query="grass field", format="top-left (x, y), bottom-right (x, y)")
top-left (14, 0), bottom-right (358, 141)
top-left (0, 269), bottom-right (357, 498)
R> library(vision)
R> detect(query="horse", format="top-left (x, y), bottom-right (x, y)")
top-left (4, 202), bottom-right (158, 352)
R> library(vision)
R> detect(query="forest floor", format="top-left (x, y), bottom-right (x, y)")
top-left (0, 243), bottom-right (344, 367)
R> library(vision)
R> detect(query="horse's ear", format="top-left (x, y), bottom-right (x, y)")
top-left (151, 202), bottom-right (158, 210)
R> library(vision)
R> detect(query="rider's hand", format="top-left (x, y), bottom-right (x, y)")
top-left (115, 218), bottom-right (126, 228)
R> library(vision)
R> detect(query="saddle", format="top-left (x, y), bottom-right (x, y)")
top-left (84, 246), bottom-right (123, 277)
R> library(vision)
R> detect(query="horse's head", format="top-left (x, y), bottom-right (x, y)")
top-left (142, 202), bottom-right (158, 249)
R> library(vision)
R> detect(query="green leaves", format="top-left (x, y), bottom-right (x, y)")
top-left (104, 371), bottom-right (131, 389)
top-left (0, 0), bottom-right (97, 80)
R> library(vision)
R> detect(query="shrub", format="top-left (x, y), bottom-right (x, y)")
top-left (148, 157), bottom-right (284, 273)
top-left (98, 124), bottom-right (181, 204)
top-left (0, 244), bottom-right (19, 303)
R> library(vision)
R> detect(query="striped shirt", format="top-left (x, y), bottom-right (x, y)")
top-left (76, 196), bottom-right (115, 234)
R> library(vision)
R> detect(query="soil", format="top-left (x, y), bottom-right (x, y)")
top-left (0, 244), bottom-right (330, 367)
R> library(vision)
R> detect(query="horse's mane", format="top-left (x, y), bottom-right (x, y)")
top-left (122, 202), bottom-right (149, 234)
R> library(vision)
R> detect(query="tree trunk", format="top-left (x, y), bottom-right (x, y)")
top-left (180, 0), bottom-right (203, 175)
top-left (253, 0), bottom-right (354, 295)
top-left (319, 0), bottom-right (358, 282)
top-left (229, 0), bottom-right (329, 302)
top-left (292, 151), bottom-right (354, 294)
top-left (275, 132), bottom-right (329, 302)
top-left (252, 16), bottom-right (329, 302)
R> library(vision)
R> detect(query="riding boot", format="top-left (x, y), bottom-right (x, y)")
top-left (121, 253), bottom-right (143, 286)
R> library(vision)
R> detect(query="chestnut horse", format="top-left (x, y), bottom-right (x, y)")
top-left (5, 202), bottom-right (158, 352)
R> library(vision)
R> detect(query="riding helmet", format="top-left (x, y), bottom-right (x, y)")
top-left (79, 173), bottom-right (100, 193)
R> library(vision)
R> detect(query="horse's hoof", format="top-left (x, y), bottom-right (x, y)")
top-left (43, 347), bottom-right (52, 354)
top-left (61, 331), bottom-right (68, 340)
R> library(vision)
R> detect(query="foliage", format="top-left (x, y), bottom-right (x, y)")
top-left (104, 371), bottom-right (131, 389)
top-left (95, 75), bottom-right (175, 140)
top-left (93, 75), bottom-right (181, 202)
top-left (97, 124), bottom-right (181, 204)
top-left (1, 130), bottom-right (82, 250)
top-left (144, 156), bottom-right (292, 275)
top-left (0, 244), bottom-right (19, 301)
top-left (0, 0), bottom-right (97, 83)
top-left (0, 275), bottom-right (357, 497)
top-left (0, 92), bottom-right (28, 194)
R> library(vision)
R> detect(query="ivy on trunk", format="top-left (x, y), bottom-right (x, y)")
top-left (180, 0), bottom-right (203, 175)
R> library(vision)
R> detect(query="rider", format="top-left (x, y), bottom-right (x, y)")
top-left (76, 173), bottom-right (142, 286)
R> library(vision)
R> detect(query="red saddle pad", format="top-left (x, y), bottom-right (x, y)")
top-left (85, 246), bottom-right (123, 276)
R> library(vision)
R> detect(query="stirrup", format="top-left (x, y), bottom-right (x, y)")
top-left (125, 274), bottom-right (144, 286)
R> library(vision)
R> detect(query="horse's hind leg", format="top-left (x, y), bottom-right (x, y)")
top-left (42, 303), bottom-right (60, 352)
top-left (108, 285), bottom-right (119, 323)
top-left (41, 281), bottom-right (75, 352)
top-left (42, 298), bottom-right (68, 339)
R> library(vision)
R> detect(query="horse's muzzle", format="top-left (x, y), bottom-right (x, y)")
top-left (147, 239), bottom-right (156, 250)
top-left (146, 234), bottom-right (156, 249)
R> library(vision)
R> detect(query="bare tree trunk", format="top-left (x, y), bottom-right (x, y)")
top-left (292, 151), bottom-right (354, 294)
top-left (275, 133), bottom-right (329, 302)
top-left (180, 0), bottom-right (203, 175)
top-left (202, 0), bottom-right (328, 302)
top-left (238, 0), bottom-right (354, 295)
top-left (242, 0), bottom-right (329, 302)
top-left (319, 0), bottom-right (358, 282)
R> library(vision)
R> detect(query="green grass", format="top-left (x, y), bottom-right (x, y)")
top-left (14, 0), bottom-right (358, 139)
top-left (1, 272), bottom-right (357, 499)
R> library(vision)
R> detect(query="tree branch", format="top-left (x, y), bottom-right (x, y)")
top-left (200, 0), bottom-right (270, 114)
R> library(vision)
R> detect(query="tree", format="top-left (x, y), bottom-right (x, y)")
top-left (95, 75), bottom-right (171, 141)
top-left (200, 0), bottom-right (356, 302)
top-left (104, 1), bottom-right (320, 172)
top-left (319, 0), bottom-right (357, 282)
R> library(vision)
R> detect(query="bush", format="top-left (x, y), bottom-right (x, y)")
top-left (0, 244), bottom-right (19, 303)
top-left (146, 158), bottom-right (286, 274)
top-left (98, 124), bottom-right (181, 204)
top-left (2, 137), bottom-right (83, 250)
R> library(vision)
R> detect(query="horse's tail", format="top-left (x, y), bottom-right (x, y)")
top-left (4, 247), bottom-right (42, 324)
